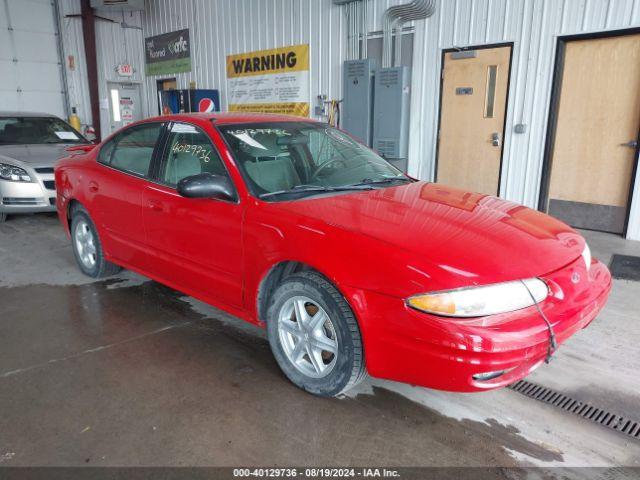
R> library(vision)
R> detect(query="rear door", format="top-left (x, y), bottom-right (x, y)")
top-left (143, 121), bottom-right (244, 309)
top-left (90, 121), bottom-right (165, 268)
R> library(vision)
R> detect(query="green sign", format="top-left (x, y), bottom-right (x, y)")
top-left (145, 29), bottom-right (191, 76)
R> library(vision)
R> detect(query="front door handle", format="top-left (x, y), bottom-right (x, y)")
top-left (491, 132), bottom-right (501, 147)
top-left (88, 181), bottom-right (99, 192)
top-left (621, 140), bottom-right (638, 149)
top-left (147, 200), bottom-right (163, 212)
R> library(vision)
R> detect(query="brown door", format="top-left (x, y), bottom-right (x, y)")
top-left (436, 46), bottom-right (512, 195)
top-left (547, 34), bottom-right (640, 234)
top-left (159, 78), bottom-right (177, 90)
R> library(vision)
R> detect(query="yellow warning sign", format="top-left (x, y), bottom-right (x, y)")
top-left (226, 45), bottom-right (310, 117)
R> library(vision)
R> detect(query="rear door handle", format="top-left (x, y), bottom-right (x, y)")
top-left (88, 181), bottom-right (99, 192)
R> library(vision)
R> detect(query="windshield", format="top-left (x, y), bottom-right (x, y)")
top-left (218, 122), bottom-right (411, 201)
top-left (0, 116), bottom-right (86, 145)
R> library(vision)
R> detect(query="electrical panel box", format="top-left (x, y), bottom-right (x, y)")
top-left (373, 66), bottom-right (411, 162)
top-left (342, 59), bottom-right (377, 147)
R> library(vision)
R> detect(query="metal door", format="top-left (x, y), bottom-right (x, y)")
top-left (546, 34), bottom-right (640, 234)
top-left (108, 83), bottom-right (142, 133)
top-left (436, 45), bottom-right (512, 196)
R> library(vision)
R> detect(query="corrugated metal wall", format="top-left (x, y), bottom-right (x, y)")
top-left (59, 0), bottom-right (640, 239)
top-left (405, 0), bottom-right (640, 238)
top-left (58, 0), bottom-right (147, 132)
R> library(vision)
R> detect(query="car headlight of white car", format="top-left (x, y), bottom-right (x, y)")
top-left (407, 278), bottom-right (549, 317)
top-left (0, 163), bottom-right (32, 182)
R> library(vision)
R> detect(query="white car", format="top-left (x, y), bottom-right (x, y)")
top-left (0, 111), bottom-right (89, 222)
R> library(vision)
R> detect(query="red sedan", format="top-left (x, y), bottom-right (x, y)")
top-left (55, 113), bottom-right (612, 397)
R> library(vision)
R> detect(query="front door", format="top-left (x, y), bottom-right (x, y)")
top-left (108, 82), bottom-right (142, 133)
top-left (546, 33), bottom-right (640, 234)
top-left (436, 45), bottom-right (512, 195)
top-left (143, 121), bottom-right (244, 309)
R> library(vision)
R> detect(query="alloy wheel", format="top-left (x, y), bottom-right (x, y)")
top-left (74, 220), bottom-right (97, 269)
top-left (277, 296), bottom-right (338, 378)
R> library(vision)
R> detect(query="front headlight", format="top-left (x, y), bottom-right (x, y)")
top-left (0, 163), bottom-right (32, 182)
top-left (407, 278), bottom-right (549, 317)
top-left (581, 243), bottom-right (591, 271)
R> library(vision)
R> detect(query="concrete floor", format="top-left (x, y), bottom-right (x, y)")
top-left (1, 213), bottom-right (639, 468)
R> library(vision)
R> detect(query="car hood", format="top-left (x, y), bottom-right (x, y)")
top-left (0, 144), bottom-right (73, 168)
top-left (272, 181), bottom-right (585, 286)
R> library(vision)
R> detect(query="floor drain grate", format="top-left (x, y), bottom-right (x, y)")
top-left (509, 380), bottom-right (640, 441)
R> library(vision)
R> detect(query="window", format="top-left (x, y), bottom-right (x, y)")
top-left (219, 122), bottom-right (406, 200)
top-left (97, 138), bottom-right (116, 165)
top-left (160, 123), bottom-right (228, 187)
top-left (107, 123), bottom-right (163, 177)
top-left (0, 116), bottom-right (86, 145)
top-left (484, 65), bottom-right (498, 118)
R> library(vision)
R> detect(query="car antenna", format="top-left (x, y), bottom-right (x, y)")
top-left (521, 280), bottom-right (557, 364)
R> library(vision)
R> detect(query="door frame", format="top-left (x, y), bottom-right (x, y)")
top-left (434, 42), bottom-right (515, 196)
top-left (539, 27), bottom-right (640, 236)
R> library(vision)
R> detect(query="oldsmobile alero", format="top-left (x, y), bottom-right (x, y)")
top-left (55, 113), bottom-right (612, 397)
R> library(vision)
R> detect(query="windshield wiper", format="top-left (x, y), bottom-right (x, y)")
top-left (350, 176), bottom-right (414, 187)
top-left (260, 184), bottom-right (375, 199)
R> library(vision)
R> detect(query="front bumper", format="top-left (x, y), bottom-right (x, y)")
top-left (0, 172), bottom-right (56, 214)
top-left (348, 256), bottom-right (612, 392)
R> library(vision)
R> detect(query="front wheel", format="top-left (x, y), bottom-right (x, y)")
top-left (266, 271), bottom-right (366, 396)
top-left (70, 206), bottom-right (121, 278)
top-left (0, 212), bottom-right (6, 223)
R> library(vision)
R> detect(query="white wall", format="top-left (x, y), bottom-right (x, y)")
top-left (57, 0), bottom-right (147, 134)
top-left (408, 0), bottom-right (640, 239)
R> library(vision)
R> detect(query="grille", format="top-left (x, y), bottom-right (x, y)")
top-left (2, 197), bottom-right (39, 205)
top-left (43, 180), bottom-right (56, 191)
top-left (509, 380), bottom-right (640, 441)
top-left (34, 167), bottom-right (54, 174)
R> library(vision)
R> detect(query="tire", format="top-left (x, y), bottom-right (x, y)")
top-left (70, 206), bottom-right (121, 278)
top-left (266, 271), bottom-right (366, 397)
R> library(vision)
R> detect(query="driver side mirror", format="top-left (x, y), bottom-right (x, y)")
top-left (177, 173), bottom-right (236, 201)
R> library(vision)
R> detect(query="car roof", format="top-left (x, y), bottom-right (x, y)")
top-left (0, 111), bottom-right (59, 118)
top-left (147, 112), bottom-right (319, 125)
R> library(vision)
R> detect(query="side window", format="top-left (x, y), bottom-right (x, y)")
top-left (108, 123), bottom-right (163, 177)
top-left (161, 123), bottom-right (228, 187)
top-left (97, 138), bottom-right (116, 164)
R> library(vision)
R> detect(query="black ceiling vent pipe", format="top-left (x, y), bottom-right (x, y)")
top-left (382, 0), bottom-right (436, 68)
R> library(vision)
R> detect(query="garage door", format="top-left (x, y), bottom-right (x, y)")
top-left (0, 0), bottom-right (66, 117)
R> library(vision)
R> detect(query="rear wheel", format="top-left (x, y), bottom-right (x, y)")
top-left (70, 206), bottom-right (121, 278)
top-left (266, 271), bottom-right (366, 397)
